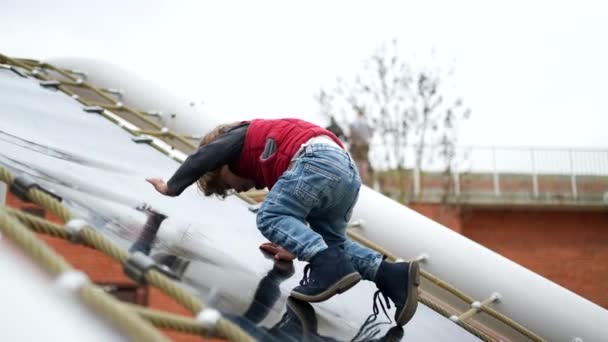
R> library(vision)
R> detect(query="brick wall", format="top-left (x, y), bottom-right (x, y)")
top-left (408, 203), bottom-right (463, 233)
top-left (462, 209), bottom-right (608, 309)
top-left (410, 202), bottom-right (608, 309)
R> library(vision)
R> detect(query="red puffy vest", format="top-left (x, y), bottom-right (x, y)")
top-left (230, 118), bottom-right (344, 189)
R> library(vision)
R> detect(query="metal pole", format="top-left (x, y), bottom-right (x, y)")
top-left (454, 172), bottom-right (461, 196)
top-left (531, 148), bottom-right (539, 197)
top-left (492, 147), bottom-right (500, 196)
top-left (569, 149), bottom-right (578, 198)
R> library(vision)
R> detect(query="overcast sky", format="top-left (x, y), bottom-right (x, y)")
top-left (2, 0), bottom-right (607, 149)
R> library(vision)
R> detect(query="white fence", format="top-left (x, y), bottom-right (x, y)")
top-left (370, 144), bottom-right (608, 175)
top-left (368, 144), bottom-right (608, 201)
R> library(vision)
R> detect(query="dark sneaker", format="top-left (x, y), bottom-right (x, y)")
top-left (373, 260), bottom-right (420, 326)
top-left (290, 245), bottom-right (361, 302)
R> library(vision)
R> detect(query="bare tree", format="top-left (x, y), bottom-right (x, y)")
top-left (410, 68), bottom-right (471, 200)
top-left (316, 39), bottom-right (470, 201)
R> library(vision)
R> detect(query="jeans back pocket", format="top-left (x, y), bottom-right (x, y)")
top-left (295, 163), bottom-right (340, 207)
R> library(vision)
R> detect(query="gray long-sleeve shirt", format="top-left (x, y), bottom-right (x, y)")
top-left (167, 122), bottom-right (249, 196)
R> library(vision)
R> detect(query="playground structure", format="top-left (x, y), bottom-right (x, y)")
top-left (0, 54), bottom-right (607, 341)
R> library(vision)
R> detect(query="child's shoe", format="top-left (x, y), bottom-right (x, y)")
top-left (290, 245), bottom-right (361, 302)
top-left (374, 260), bottom-right (420, 326)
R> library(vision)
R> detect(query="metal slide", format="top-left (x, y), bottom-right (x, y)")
top-left (0, 67), bottom-right (478, 340)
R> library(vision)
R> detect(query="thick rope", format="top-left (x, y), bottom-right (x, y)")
top-left (80, 228), bottom-right (129, 263)
top-left (126, 304), bottom-right (207, 335)
top-left (26, 187), bottom-right (73, 222)
top-left (0, 207), bottom-right (170, 342)
top-left (0, 167), bottom-right (15, 188)
top-left (0, 207), bottom-right (71, 274)
top-left (79, 285), bottom-right (171, 342)
top-left (481, 305), bottom-right (541, 342)
top-left (145, 271), bottom-right (256, 342)
top-left (5, 206), bottom-right (70, 240)
top-left (6, 207), bottom-right (250, 340)
top-left (131, 300), bottom-right (254, 342)
top-left (0, 167), bottom-right (254, 342)
top-left (145, 270), bottom-right (202, 313)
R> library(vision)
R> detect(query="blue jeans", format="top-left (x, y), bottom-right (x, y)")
top-left (256, 144), bottom-right (382, 281)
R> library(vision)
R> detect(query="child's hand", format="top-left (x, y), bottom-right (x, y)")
top-left (259, 242), bottom-right (296, 261)
top-left (146, 177), bottom-right (172, 196)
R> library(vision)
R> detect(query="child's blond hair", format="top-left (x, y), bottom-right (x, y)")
top-left (195, 121), bottom-right (244, 198)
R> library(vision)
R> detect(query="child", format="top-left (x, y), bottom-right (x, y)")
top-left (147, 118), bottom-right (419, 326)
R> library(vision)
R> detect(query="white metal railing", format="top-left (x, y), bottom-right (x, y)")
top-left (368, 144), bottom-right (608, 201)
top-left (370, 144), bottom-right (608, 175)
